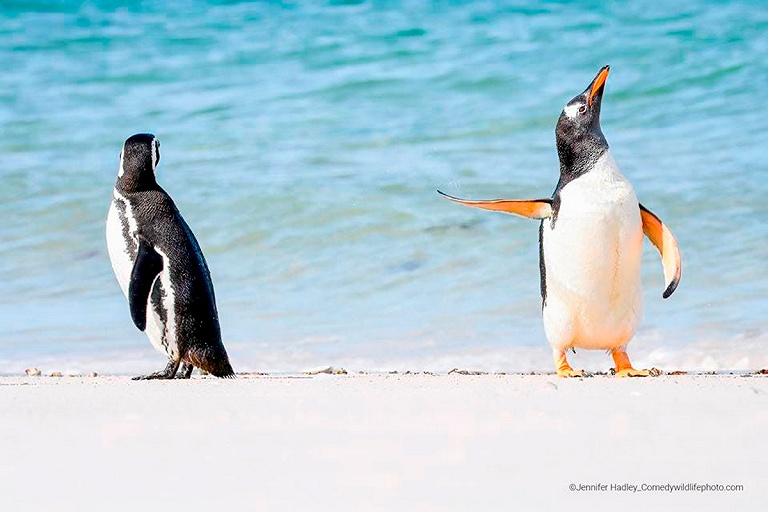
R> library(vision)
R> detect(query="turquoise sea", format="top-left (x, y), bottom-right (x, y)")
top-left (1, 0), bottom-right (766, 374)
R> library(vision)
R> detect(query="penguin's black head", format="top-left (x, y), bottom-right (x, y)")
top-left (555, 66), bottom-right (610, 174)
top-left (117, 133), bottom-right (160, 192)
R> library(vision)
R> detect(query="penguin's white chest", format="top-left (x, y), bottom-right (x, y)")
top-left (106, 189), bottom-right (178, 359)
top-left (541, 151), bottom-right (643, 351)
top-left (106, 191), bottom-right (137, 297)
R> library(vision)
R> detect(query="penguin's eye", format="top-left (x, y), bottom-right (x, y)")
top-left (578, 105), bottom-right (587, 114)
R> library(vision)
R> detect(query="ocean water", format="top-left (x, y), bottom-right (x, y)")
top-left (1, 0), bottom-right (766, 374)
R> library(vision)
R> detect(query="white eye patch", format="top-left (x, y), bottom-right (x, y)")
top-left (563, 103), bottom-right (584, 119)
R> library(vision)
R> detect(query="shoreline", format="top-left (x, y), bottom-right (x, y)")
top-left (4, 366), bottom-right (768, 379)
top-left (4, 334), bottom-right (767, 378)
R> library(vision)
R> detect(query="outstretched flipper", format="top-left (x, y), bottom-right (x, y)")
top-left (639, 204), bottom-right (682, 298)
top-left (128, 236), bottom-right (164, 331)
top-left (438, 190), bottom-right (552, 219)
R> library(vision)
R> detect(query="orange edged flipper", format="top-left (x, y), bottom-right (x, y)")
top-left (437, 190), bottom-right (552, 220)
top-left (639, 204), bottom-right (682, 298)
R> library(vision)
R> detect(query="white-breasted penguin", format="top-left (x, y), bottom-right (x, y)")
top-left (439, 65), bottom-right (681, 377)
top-left (106, 133), bottom-right (235, 379)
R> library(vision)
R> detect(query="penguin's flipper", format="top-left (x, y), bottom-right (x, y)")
top-left (438, 190), bottom-right (552, 219)
top-left (639, 204), bottom-right (681, 298)
top-left (128, 237), bottom-right (164, 331)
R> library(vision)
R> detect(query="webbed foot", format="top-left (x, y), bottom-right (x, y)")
top-left (132, 359), bottom-right (180, 380)
top-left (557, 367), bottom-right (585, 378)
top-left (614, 367), bottom-right (649, 377)
top-left (554, 349), bottom-right (585, 378)
top-left (611, 351), bottom-right (660, 378)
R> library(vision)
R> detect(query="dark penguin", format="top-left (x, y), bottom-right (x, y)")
top-left (106, 133), bottom-right (234, 379)
top-left (439, 66), bottom-right (682, 377)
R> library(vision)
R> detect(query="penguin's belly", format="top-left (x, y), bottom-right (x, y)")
top-left (106, 192), bottom-right (177, 359)
top-left (542, 158), bottom-right (643, 351)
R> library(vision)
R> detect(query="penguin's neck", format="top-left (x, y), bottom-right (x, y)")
top-left (551, 131), bottom-right (609, 224)
top-left (556, 132), bottom-right (608, 183)
top-left (116, 172), bottom-right (160, 194)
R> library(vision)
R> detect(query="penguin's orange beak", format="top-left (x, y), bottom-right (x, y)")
top-left (588, 65), bottom-right (610, 106)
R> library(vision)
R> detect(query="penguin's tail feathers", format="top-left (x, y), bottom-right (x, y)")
top-left (186, 345), bottom-right (236, 379)
top-left (207, 361), bottom-right (236, 379)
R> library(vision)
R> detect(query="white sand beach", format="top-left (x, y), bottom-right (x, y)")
top-left (1, 373), bottom-right (766, 511)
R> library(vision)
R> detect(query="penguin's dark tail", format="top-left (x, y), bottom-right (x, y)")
top-left (186, 346), bottom-right (236, 378)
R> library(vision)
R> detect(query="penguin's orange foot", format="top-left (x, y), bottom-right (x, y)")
top-left (613, 367), bottom-right (661, 377)
top-left (614, 367), bottom-right (650, 378)
top-left (553, 350), bottom-right (584, 378)
top-left (557, 366), bottom-right (585, 378)
top-left (611, 351), bottom-right (661, 378)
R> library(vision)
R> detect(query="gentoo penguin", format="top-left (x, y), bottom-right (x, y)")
top-left (106, 133), bottom-right (234, 379)
top-left (439, 65), bottom-right (681, 377)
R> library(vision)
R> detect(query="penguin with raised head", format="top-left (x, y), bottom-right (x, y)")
top-left (106, 133), bottom-right (234, 379)
top-left (440, 65), bottom-right (681, 377)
